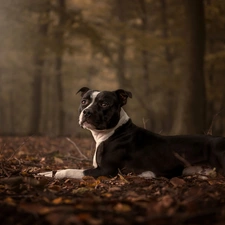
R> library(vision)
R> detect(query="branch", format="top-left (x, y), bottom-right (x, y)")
top-left (66, 137), bottom-right (88, 160)
top-left (173, 151), bottom-right (192, 167)
top-left (142, 118), bottom-right (149, 129)
top-left (8, 136), bottom-right (33, 160)
top-left (206, 109), bottom-right (223, 135)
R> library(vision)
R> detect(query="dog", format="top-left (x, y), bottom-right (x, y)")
top-left (39, 87), bottom-right (225, 179)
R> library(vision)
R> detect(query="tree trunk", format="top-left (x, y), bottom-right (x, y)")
top-left (138, 0), bottom-right (154, 130)
top-left (30, 3), bottom-right (50, 135)
top-left (172, 0), bottom-right (206, 134)
top-left (117, 34), bottom-right (127, 87)
top-left (55, 0), bottom-right (66, 135)
top-left (0, 73), bottom-right (4, 135)
top-left (9, 89), bottom-right (15, 135)
top-left (55, 56), bottom-right (65, 135)
top-left (30, 56), bottom-right (44, 135)
top-left (206, 39), bottom-right (215, 133)
top-left (138, 0), bottom-right (150, 97)
top-left (160, 0), bottom-right (175, 131)
top-left (115, 0), bottom-right (128, 88)
top-left (160, 0), bottom-right (174, 74)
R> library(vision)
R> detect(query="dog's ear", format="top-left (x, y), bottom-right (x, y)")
top-left (115, 89), bottom-right (132, 106)
top-left (76, 87), bottom-right (90, 97)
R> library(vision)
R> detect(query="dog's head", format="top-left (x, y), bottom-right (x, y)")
top-left (77, 87), bottom-right (132, 130)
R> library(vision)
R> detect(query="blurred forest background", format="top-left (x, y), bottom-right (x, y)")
top-left (0, 0), bottom-right (225, 137)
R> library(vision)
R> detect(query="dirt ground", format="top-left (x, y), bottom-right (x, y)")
top-left (1, 136), bottom-right (225, 225)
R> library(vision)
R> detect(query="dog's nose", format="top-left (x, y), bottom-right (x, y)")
top-left (83, 109), bottom-right (92, 117)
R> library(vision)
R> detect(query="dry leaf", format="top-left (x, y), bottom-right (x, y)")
top-left (4, 197), bottom-right (16, 206)
top-left (48, 184), bottom-right (62, 193)
top-left (54, 157), bottom-right (64, 164)
top-left (114, 203), bottom-right (131, 212)
top-left (52, 197), bottom-right (63, 205)
top-left (72, 187), bottom-right (90, 195)
top-left (170, 177), bottom-right (186, 187)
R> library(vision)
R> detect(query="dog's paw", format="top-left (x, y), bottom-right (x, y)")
top-left (38, 169), bottom-right (85, 179)
top-left (38, 171), bottom-right (54, 177)
top-left (138, 171), bottom-right (156, 179)
top-left (182, 166), bottom-right (217, 179)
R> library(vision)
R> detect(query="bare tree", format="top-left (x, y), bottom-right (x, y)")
top-left (138, 0), bottom-right (150, 97)
top-left (160, 0), bottom-right (174, 75)
top-left (173, 0), bottom-right (206, 134)
top-left (160, 0), bottom-right (175, 131)
top-left (55, 0), bottom-right (66, 135)
top-left (115, 0), bottom-right (128, 88)
top-left (30, 1), bottom-right (50, 134)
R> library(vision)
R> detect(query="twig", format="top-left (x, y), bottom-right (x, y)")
top-left (66, 137), bottom-right (88, 160)
top-left (8, 136), bottom-right (32, 160)
top-left (206, 109), bottom-right (223, 135)
top-left (142, 118), bottom-right (149, 129)
top-left (158, 130), bottom-right (163, 134)
top-left (173, 151), bottom-right (192, 167)
top-left (61, 156), bottom-right (92, 163)
top-left (118, 169), bottom-right (130, 183)
top-left (0, 162), bottom-right (10, 177)
top-left (0, 142), bottom-right (7, 156)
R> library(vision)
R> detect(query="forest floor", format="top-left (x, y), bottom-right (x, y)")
top-left (1, 136), bottom-right (225, 225)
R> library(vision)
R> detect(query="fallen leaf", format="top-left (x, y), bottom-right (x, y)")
top-left (72, 187), bottom-right (90, 195)
top-left (48, 184), bottom-right (62, 193)
top-left (114, 203), bottom-right (131, 212)
top-left (4, 197), bottom-right (16, 206)
top-left (52, 197), bottom-right (63, 205)
top-left (101, 192), bottom-right (112, 198)
top-left (54, 157), bottom-right (64, 164)
top-left (170, 177), bottom-right (186, 187)
top-left (108, 187), bottom-right (121, 192)
top-left (20, 203), bottom-right (53, 215)
top-left (81, 176), bottom-right (100, 188)
top-left (159, 195), bottom-right (174, 208)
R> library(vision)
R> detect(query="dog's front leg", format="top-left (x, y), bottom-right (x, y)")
top-left (39, 169), bottom-right (85, 179)
top-left (83, 166), bottom-right (118, 178)
top-left (39, 165), bottom-right (118, 179)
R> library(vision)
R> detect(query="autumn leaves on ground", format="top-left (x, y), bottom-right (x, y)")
top-left (1, 137), bottom-right (225, 225)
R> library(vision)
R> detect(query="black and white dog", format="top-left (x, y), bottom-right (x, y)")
top-left (40, 87), bottom-right (225, 179)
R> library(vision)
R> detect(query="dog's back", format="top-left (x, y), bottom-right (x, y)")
top-left (100, 119), bottom-right (225, 178)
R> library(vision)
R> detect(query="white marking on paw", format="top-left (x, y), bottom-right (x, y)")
top-left (39, 169), bottom-right (84, 179)
top-left (138, 171), bottom-right (156, 179)
top-left (182, 166), bottom-right (217, 179)
top-left (38, 171), bottom-right (54, 177)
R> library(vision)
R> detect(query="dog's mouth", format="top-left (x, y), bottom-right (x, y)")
top-left (80, 120), bottom-right (96, 130)
top-left (80, 119), bottom-right (108, 131)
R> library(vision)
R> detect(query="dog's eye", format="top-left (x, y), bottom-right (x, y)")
top-left (101, 102), bottom-right (109, 108)
top-left (81, 99), bottom-right (87, 105)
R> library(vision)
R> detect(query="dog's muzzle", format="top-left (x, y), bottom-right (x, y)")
top-left (83, 108), bottom-right (93, 118)
top-left (79, 108), bottom-right (96, 130)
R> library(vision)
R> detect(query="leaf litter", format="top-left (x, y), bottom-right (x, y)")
top-left (0, 136), bottom-right (225, 225)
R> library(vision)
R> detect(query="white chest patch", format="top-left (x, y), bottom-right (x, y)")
top-left (91, 108), bottom-right (130, 168)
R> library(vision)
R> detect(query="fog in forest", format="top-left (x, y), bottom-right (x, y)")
top-left (0, 0), bottom-right (225, 136)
